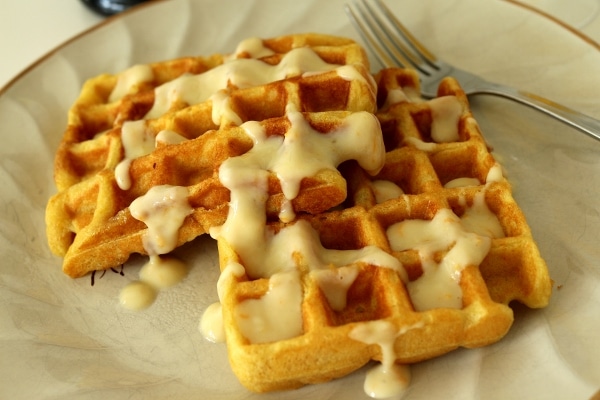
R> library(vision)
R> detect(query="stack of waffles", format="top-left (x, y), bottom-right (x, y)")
top-left (45, 34), bottom-right (552, 396)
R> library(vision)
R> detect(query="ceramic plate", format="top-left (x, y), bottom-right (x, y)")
top-left (1, 0), bottom-right (599, 398)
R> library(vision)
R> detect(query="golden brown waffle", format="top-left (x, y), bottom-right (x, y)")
top-left (46, 34), bottom-right (377, 277)
top-left (212, 67), bottom-right (552, 393)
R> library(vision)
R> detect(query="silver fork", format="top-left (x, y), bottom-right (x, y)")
top-left (345, 0), bottom-right (600, 142)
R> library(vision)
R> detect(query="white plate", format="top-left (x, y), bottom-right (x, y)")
top-left (1, 0), bottom-right (599, 399)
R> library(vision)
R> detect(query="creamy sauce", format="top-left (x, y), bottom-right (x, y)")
top-left (145, 47), bottom-right (344, 119)
top-left (311, 265), bottom-right (359, 311)
top-left (210, 89), bottom-right (243, 126)
top-left (443, 161), bottom-right (504, 189)
top-left (387, 208), bottom-right (491, 311)
top-left (119, 280), bottom-right (157, 311)
top-left (199, 261), bottom-right (246, 343)
top-left (120, 119), bottom-right (154, 157)
top-left (486, 163), bottom-right (503, 183)
top-left (114, 159), bottom-right (133, 191)
top-left (226, 36), bottom-right (275, 60)
top-left (118, 185), bottom-right (193, 310)
top-left (428, 96), bottom-right (463, 143)
top-left (275, 110), bottom-right (385, 198)
top-left (444, 177), bottom-right (481, 188)
top-left (349, 321), bottom-right (423, 399)
top-left (460, 191), bottom-right (505, 239)
top-left (115, 120), bottom-right (153, 190)
top-left (116, 125), bottom-right (189, 190)
top-left (264, 220), bottom-right (404, 280)
top-left (382, 86), bottom-right (421, 109)
top-left (278, 199), bottom-right (296, 223)
top-left (139, 254), bottom-right (188, 289)
top-left (235, 269), bottom-right (304, 344)
top-left (384, 88), bottom-right (409, 107)
top-left (363, 363), bottom-right (411, 399)
top-left (200, 302), bottom-right (225, 343)
top-left (155, 129), bottom-right (189, 145)
top-left (404, 137), bottom-right (438, 152)
top-left (119, 255), bottom-right (188, 311)
top-left (335, 65), bottom-right (376, 97)
top-left (109, 64), bottom-right (154, 103)
top-left (437, 164), bottom-right (503, 191)
top-left (129, 185), bottom-right (193, 255)
top-left (372, 180), bottom-right (404, 204)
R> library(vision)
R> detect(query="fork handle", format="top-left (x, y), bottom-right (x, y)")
top-left (479, 84), bottom-right (600, 142)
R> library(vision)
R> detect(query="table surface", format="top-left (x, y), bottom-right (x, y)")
top-left (1, 0), bottom-right (600, 89)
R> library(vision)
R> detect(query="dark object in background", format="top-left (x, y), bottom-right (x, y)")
top-left (80, 0), bottom-right (150, 16)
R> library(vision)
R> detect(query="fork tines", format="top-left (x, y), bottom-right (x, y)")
top-left (344, 0), bottom-right (438, 76)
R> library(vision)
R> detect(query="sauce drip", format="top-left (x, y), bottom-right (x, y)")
top-left (227, 37), bottom-right (276, 60)
top-left (119, 256), bottom-right (188, 311)
top-left (349, 321), bottom-right (423, 399)
top-left (444, 177), bottom-right (481, 188)
top-left (145, 47), bottom-right (345, 119)
top-left (460, 191), bottom-right (505, 239)
top-left (200, 262), bottom-right (245, 343)
top-left (311, 265), bottom-right (359, 311)
top-left (428, 96), bottom-right (463, 143)
top-left (129, 185), bottom-right (193, 255)
top-left (115, 120), bottom-right (153, 190)
top-left (387, 208), bottom-right (492, 311)
top-left (109, 64), bottom-right (154, 102)
top-left (202, 108), bottom-right (405, 344)
top-left (372, 180), bottom-right (404, 204)
top-left (119, 185), bottom-right (193, 310)
top-left (382, 86), bottom-right (421, 108)
top-left (155, 129), bottom-right (188, 146)
top-left (235, 269), bottom-right (304, 344)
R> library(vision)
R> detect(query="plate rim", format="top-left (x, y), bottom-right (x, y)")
top-left (1, 0), bottom-right (599, 96)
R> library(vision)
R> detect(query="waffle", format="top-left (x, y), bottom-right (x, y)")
top-left (46, 34), bottom-right (377, 278)
top-left (211, 67), bottom-right (552, 393)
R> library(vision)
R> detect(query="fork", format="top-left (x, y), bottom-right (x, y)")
top-left (345, 0), bottom-right (600, 142)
